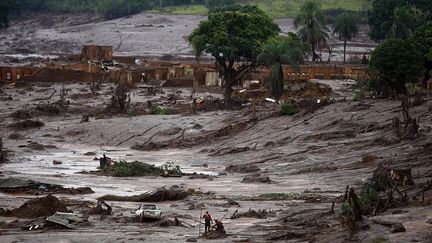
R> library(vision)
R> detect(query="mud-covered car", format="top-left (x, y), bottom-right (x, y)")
top-left (132, 204), bottom-right (162, 221)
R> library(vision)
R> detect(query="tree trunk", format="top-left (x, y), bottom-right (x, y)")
top-left (224, 71), bottom-right (235, 103)
top-left (343, 37), bottom-right (347, 64)
top-left (311, 42), bottom-right (316, 62)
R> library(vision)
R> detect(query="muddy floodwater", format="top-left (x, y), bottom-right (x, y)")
top-left (1, 78), bottom-right (432, 242)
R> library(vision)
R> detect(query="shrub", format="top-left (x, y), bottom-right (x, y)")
top-left (280, 102), bottom-right (298, 116)
top-left (101, 160), bottom-right (183, 177)
top-left (110, 160), bottom-right (161, 177)
top-left (341, 201), bottom-right (353, 217)
top-left (150, 106), bottom-right (173, 115)
top-left (353, 88), bottom-right (366, 101)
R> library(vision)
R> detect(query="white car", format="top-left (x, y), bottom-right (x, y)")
top-left (133, 204), bottom-right (162, 221)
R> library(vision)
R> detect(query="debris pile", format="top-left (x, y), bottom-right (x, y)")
top-left (230, 209), bottom-right (276, 219)
top-left (0, 177), bottom-right (94, 195)
top-left (99, 185), bottom-right (190, 202)
top-left (0, 194), bottom-right (68, 218)
top-left (23, 212), bottom-right (88, 230)
top-left (87, 200), bottom-right (112, 215)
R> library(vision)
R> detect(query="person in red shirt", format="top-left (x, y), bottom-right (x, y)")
top-left (202, 211), bottom-right (213, 233)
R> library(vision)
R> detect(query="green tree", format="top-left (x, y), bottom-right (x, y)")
top-left (368, 38), bottom-right (424, 97)
top-left (368, 0), bottom-right (429, 42)
top-left (294, 0), bottom-right (329, 62)
top-left (412, 23), bottom-right (432, 84)
top-left (188, 6), bottom-right (279, 101)
top-left (333, 13), bottom-right (359, 63)
top-left (0, 0), bottom-right (17, 30)
top-left (386, 5), bottom-right (424, 39)
top-left (258, 34), bottom-right (305, 103)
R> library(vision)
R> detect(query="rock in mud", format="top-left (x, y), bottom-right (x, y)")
top-left (53, 160), bottom-right (62, 165)
top-left (8, 132), bottom-right (25, 140)
top-left (84, 152), bottom-right (97, 156)
top-left (362, 154), bottom-right (378, 163)
top-left (11, 109), bottom-right (33, 120)
top-left (390, 223), bottom-right (406, 233)
top-left (225, 164), bottom-right (260, 173)
top-left (0, 194), bottom-right (68, 218)
top-left (26, 141), bottom-right (45, 150)
top-left (9, 120), bottom-right (44, 130)
top-left (242, 173), bottom-right (271, 183)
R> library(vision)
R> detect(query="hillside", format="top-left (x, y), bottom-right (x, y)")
top-left (158, 0), bottom-right (367, 17)
top-left (14, 0), bottom-right (367, 19)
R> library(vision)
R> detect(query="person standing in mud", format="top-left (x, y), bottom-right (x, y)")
top-left (202, 211), bottom-right (213, 233)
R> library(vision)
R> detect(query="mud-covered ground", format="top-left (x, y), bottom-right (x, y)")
top-left (1, 79), bottom-right (432, 242)
top-left (0, 12), bottom-right (375, 61)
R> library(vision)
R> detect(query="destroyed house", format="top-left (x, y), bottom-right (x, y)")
top-left (81, 45), bottom-right (113, 61)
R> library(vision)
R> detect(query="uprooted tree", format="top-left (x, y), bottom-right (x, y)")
top-left (105, 81), bottom-right (132, 113)
top-left (188, 6), bottom-right (279, 102)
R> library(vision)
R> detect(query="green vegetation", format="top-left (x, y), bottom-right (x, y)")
top-left (333, 12), bottom-right (358, 63)
top-left (150, 106), bottom-right (173, 115)
top-left (294, 1), bottom-right (328, 62)
top-left (412, 23), bottom-right (432, 83)
top-left (99, 160), bottom-right (183, 177)
top-left (189, 5), bottom-right (279, 101)
top-left (258, 34), bottom-right (305, 103)
top-left (371, 237), bottom-right (388, 243)
top-left (368, 38), bottom-right (424, 97)
top-left (280, 102), bottom-right (298, 116)
top-left (367, 0), bottom-right (431, 42)
top-left (0, 0), bottom-right (18, 29)
top-left (358, 169), bottom-right (391, 213)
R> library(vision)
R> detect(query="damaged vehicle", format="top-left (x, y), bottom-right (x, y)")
top-left (132, 204), bottom-right (162, 221)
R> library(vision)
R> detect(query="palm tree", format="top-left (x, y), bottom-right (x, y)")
top-left (258, 35), bottom-right (304, 103)
top-left (294, 0), bottom-right (329, 62)
top-left (333, 13), bottom-right (359, 63)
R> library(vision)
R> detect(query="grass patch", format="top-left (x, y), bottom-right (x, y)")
top-left (371, 236), bottom-right (388, 243)
top-left (280, 102), bottom-right (298, 116)
top-left (158, 5), bottom-right (208, 15)
top-left (154, 0), bottom-right (366, 18)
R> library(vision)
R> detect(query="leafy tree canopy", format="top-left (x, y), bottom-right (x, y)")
top-left (368, 0), bottom-right (430, 42)
top-left (188, 5), bottom-right (279, 99)
top-left (368, 38), bottom-right (424, 96)
top-left (411, 23), bottom-right (432, 81)
top-left (0, 0), bottom-right (18, 30)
